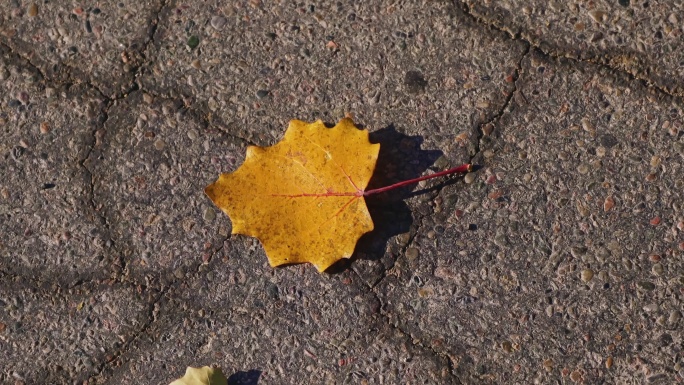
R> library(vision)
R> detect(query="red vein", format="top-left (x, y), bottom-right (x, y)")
top-left (301, 134), bottom-right (364, 194)
top-left (333, 196), bottom-right (360, 218)
top-left (314, 196), bottom-right (361, 231)
top-left (270, 163), bottom-right (473, 198)
top-left (339, 165), bottom-right (362, 193)
top-left (271, 191), bottom-right (362, 198)
top-left (273, 153), bottom-right (327, 191)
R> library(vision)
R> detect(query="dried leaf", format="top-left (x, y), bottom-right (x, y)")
top-left (206, 118), bottom-right (379, 272)
top-left (169, 366), bottom-right (227, 385)
top-left (206, 118), bottom-right (474, 272)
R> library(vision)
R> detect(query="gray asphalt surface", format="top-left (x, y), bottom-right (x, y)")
top-left (1, 1), bottom-right (682, 384)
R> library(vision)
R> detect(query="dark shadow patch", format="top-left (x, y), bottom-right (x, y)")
top-left (325, 257), bottom-right (353, 274)
top-left (328, 124), bottom-right (448, 278)
top-left (404, 70), bottom-right (428, 94)
top-left (228, 369), bottom-right (262, 385)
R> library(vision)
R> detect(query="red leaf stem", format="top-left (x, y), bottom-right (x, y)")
top-left (271, 163), bottom-right (473, 198)
top-left (363, 163), bottom-right (473, 197)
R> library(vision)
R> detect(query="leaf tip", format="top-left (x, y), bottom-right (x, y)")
top-left (245, 145), bottom-right (264, 158)
top-left (335, 117), bottom-right (358, 132)
top-left (204, 182), bottom-right (217, 201)
top-left (204, 176), bottom-right (227, 207)
top-left (230, 221), bottom-right (246, 235)
top-left (339, 116), bottom-right (355, 125)
top-left (370, 141), bottom-right (381, 156)
top-left (313, 259), bottom-right (332, 273)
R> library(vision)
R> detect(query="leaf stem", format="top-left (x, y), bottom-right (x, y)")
top-left (363, 163), bottom-right (473, 197)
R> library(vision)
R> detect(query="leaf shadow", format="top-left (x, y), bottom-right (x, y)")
top-left (326, 124), bottom-right (443, 276)
top-left (228, 369), bottom-right (261, 385)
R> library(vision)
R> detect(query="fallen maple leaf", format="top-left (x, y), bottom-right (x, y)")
top-left (205, 118), bottom-right (472, 272)
top-left (169, 366), bottom-right (227, 385)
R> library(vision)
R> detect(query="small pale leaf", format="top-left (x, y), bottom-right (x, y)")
top-left (169, 366), bottom-right (228, 385)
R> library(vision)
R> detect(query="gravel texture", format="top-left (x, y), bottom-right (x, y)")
top-left (0, 0), bottom-right (163, 97)
top-left (460, 0), bottom-right (684, 97)
top-left (1, 0), bottom-right (682, 384)
top-left (0, 276), bottom-right (154, 383)
top-left (95, 239), bottom-right (452, 384)
top-left (377, 49), bottom-right (683, 383)
top-left (0, 45), bottom-right (115, 285)
top-left (86, 91), bottom-right (242, 287)
top-left (139, 0), bottom-right (527, 154)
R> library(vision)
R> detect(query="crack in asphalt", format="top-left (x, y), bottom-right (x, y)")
top-left (131, 0), bottom-right (170, 88)
top-left (87, 284), bottom-right (168, 384)
top-left (87, 231), bottom-right (229, 384)
top-left (198, 236), bottom-right (230, 272)
top-left (79, 96), bottom-right (128, 280)
top-left (1, 35), bottom-right (117, 100)
top-left (0, 41), bottom-right (49, 82)
top-left (363, 213), bottom-right (455, 374)
top-left (349, 269), bottom-right (461, 383)
top-left (79, 92), bottom-right (234, 381)
top-left (84, 238), bottom-right (229, 384)
top-left (366, 41), bottom-right (531, 293)
top-left (0, 0), bottom-right (167, 101)
top-left (2, 0), bottom-right (174, 284)
top-left (357, 23), bottom-right (533, 380)
top-left (454, 0), bottom-right (683, 99)
top-left (470, 44), bottom-right (531, 158)
top-left (3, 0), bottom-right (681, 382)
top-left (141, 89), bottom-right (254, 146)
top-left (365, 202), bottom-right (427, 291)
top-left (0, 3), bottom-right (183, 382)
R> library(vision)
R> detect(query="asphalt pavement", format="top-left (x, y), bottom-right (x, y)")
top-left (1, 1), bottom-right (683, 384)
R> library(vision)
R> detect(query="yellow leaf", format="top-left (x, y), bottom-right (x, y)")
top-left (169, 366), bottom-right (227, 385)
top-left (205, 118), bottom-right (379, 272)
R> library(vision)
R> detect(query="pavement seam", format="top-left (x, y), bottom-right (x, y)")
top-left (80, 96), bottom-right (129, 281)
top-left (75, 82), bottom-right (237, 383)
top-left (362, 216), bottom-right (452, 374)
top-left (348, 39), bottom-right (531, 377)
top-left (72, 0), bottom-right (170, 99)
top-left (83, 141), bottom-right (226, 382)
top-left (197, 235), bottom-right (230, 272)
top-left (0, 41), bottom-right (49, 81)
top-left (79, 89), bottom-right (245, 286)
top-left (357, 39), bottom-right (532, 382)
top-left (1, 36), bottom-right (117, 100)
top-left (88, 284), bottom-right (168, 384)
top-left (3, 0), bottom-right (173, 284)
top-left (85, 0), bottom-right (170, 100)
top-left (4, 3), bottom-right (191, 378)
top-left (131, 0), bottom-right (171, 89)
top-left (0, 0), bottom-right (168, 101)
top-left (0, 43), bottom-right (126, 288)
top-left (471, 43), bottom-right (531, 156)
top-left (140, 89), bottom-right (254, 145)
top-left (88, 241), bottom-right (229, 384)
top-left (410, 42), bottom-right (531, 230)
top-left (348, 269), bottom-right (460, 383)
top-left (454, 0), bottom-right (683, 99)
top-left (365, 41), bottom-right (531, 292)
top-left (88, 207), bottom-right (229, 382)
